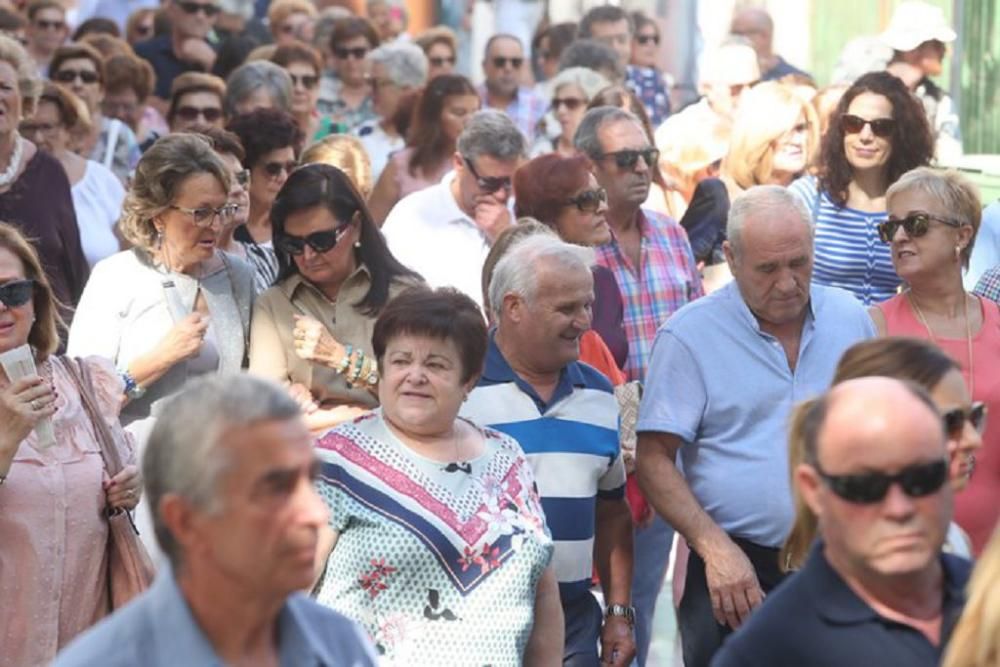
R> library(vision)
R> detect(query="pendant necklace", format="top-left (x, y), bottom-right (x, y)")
top-left (907, 290), bottom-right (975, 396)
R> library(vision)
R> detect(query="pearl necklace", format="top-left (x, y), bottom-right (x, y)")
top-left (0, 134), bottom-right (24, 188)
top-left (907, 290), bottom-right (975, 396)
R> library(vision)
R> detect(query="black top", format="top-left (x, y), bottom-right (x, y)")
top-left (761, 56), bottom-right (813, 83)
top-left (711, 543), bottom-right (971, 667)
top-left (592, 265), bottom-right (628, 370)
top-left (135, 35), bottom-right (213, 100)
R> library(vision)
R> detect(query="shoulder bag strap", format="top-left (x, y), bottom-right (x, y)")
top-left (60, 356), bottom-right (125, 477)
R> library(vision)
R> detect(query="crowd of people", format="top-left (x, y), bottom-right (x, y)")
top-left (1, 0), bottom-right (999, 666)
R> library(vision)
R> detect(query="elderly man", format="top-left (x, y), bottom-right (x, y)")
top-left (25, 0), bottom-right (67, 77)
top-left (479, 34), bottom-right (545, 142)
top-left (712, 377), bottom-right (971, 666)
top-left (356, 41), bottom-right (428, 180)
top-left (730, 6), bottom-right (812, 83)
top-left (54, 375), bottom-right (377, 667)
top-left (462, 234), bottom-right (636, 667)
top-left (636, 185), bottom-right (876, 666)
top-left (135, 0), bottom-right (220, 106)
top-left (382, 109), bottom-right (525, 310)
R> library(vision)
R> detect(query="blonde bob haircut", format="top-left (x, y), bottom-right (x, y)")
top-left (0, 33), bottom-right (41, 117)
top-left (119, 134), bottom-right (231, 250)
top-left (722, 81), bottom-right (819, 190)
top-left (268, 0), bottom-right (317, 30)
top-left (300, 134), bottom-right (373, 198)
top-left (942, 525), bottom-right (1000, 667)
top-left (0, 222), bottom-right (64, 360)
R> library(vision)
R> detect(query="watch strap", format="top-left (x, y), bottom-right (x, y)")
top-left (604, 603), bottom-right (636, 625)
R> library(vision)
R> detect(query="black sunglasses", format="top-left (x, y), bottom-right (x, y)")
top-left (877, 212), bottom-right (963, 243)
top-left (35, 19), bottom-right (65, 30)
top-left (335, 47), bottom-right (368, 60)
top-left (492, 56), bottom-right (523, 69)
top-left (178, 1), bottom-right (220, 16)
top-left (53, 69), bottom-right (99, 85)
top-left (263, 160), bottom-right (298, 179)
top-left (840, 113), bottom-right (895, 138)
top-left (636, 33), bottom-right (660, 46)
top-left (943, 402), bottom-right (988, 438)
top-left (175, 105), bottom-right (223, 123)
top-left (551, 96), bottom-right (585, 111)
top-left (463, 157), bottom-right (511, 193)
top-left (815, 459), bottom-right (949, 504)
top-left (289, 73), bottom-right (319, 89)
top-left (429, 56), bottom-right (456, 67)
top-left (566, 187), bottom-right (607, 213)
top-left (276, 224), bottom-right (352, 255)
top-left (599, 147), bottom-right (660, 170)
top-left (0, 279), bottom-right (33, 308)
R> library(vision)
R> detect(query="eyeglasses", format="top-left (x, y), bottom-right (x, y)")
top-left (598, 147), bottom-right (660, 170)
top-left (429, 56), bottom-right (456, 67)
top-left (840, 113), bottom-right (895, 138)
top-left (491, 56), bottom-right (523, 69)
top-left (168, 203), bottom-right (238, 227)
top-left (334, 46), bottom-right (369, 60)
top-left (275, 224), bottom-right (352, 255)
top-left (177, 1), bottom-right (220, 16)
top-left (636, 33), bottom-right (660, 46)
top-left (34, 19), bottom-right (65, 31)
top-left (174, 105), bottom-right (223, 123)
top-left (103, 100), bottom-right (139, 116)
top-left (565, 187), bottom-right (607, 213)
top-left (463, 157), bottom-right (511, 193)
top-left (53, 69), bottom-right (99, 85)
top-left (19, 120), bottom-right (59, 136)
top-left (814, 458), bottom-right (949, 504)
top-left (0, 279), bottom-right (33, 308)
top-left (877, 212), bottom-right (964, 243)
top-left (235, 168), bottom-right (250, 188)
top-left (551, 96), bottom-right (585, 111)
top-left (364, 75), bottom-right (394, 90)
top-left (133, 24), bottom-right (152, 38)
top-left (262, 160), bottom-right (298, 179)
top-left (943, 402), bottom-right (988, 438)
top-left (289, 73), bottom-right (319, 89)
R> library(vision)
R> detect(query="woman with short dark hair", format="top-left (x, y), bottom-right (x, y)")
top-left (319, 16), bottom-right (380, 132)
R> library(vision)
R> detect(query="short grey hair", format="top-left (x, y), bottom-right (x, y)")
top-left (558, 39), bottom-right (625, 82)
top-left (726, 185), bottom-right (814, 254)
top-left (547, 66), bottom-right (610, 102)
top-left (457, 110), bottom-right (527, 162)
top-left (143, 374), bottom-right (302, 568)
top-left (573, 106), bottom-right (641, 160)
top-left (223, 61), bottom-right (293, 117)
top-left (368, 41), bottom-right (428, 89)
top-left (488, 234), bottom-right (594, 321)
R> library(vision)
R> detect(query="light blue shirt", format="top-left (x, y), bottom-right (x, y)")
top-left (965, 201), bottom-right (1000, 290)
top-left (636, 281), bottom-right (876, 547)
top-left (54, 568), bottom-right (377, 667)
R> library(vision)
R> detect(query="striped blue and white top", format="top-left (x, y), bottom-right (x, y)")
top-left (789, 175), bottom-right (901, 305)
top-left (461, 336), bottom-right (626, 605)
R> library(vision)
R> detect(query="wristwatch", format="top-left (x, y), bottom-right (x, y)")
top-left (604, 604), bottom-right (636, 626)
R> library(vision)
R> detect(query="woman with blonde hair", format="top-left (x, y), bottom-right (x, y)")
top-left (942, 525), bottom-right (1000, 667)
top-left (300, 134), bottom-right (373, 197)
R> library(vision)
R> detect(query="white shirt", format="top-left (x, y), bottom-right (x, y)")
top-left (72, 160), bottom-right (125, 267)
top-left (382, 171), bottom-right (490, 309)
top-left (355, 121), bottom-right (404, 182)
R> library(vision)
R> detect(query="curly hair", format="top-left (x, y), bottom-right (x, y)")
top-left (405, 73), bottom-right (477, 177)
top-left (226, 108), bottom-right (303, 170)
top-left (817, 71), bottom-right (933, 207)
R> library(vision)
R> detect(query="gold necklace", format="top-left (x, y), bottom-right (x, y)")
top-left (907, 291), bottom-right (975, 396)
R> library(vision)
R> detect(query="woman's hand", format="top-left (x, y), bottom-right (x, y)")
top-left (0, 375), bottom-right (57, 452)
top-left (105, 464), bottom-right (141, 511)
top-left (286, 382), bottom-right (319, 414)
top-left (157, 313), bottom-right (210, 366)
top-left (293, 315), bottom-right (347, 369)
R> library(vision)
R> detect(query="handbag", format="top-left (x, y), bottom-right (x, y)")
top-left (61, 357), bottom-right (155, 609)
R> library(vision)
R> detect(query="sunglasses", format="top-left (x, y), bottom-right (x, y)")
top-left (463, 157), bottom-right (511, 193)
top-left (551, 96), bottom-right (585, 111)
top-left (815, 458), bottom-right (949, 504)
top-left (289, 73), bottom-right (319, 89)
top-left (599, 147), bottom-right (660, 170)
top-left (168, 203), bottom-right (238, 227)
top-left (335, 47), bottom-right (368, 60)
top-left (491, 56), bottom-right (523, 69)
top-left (263, 161), bottom-right (298, 179)
top-left (840, 113), bottom-right (895, 138)
top-left (429, 56), bottom-right (456, 67)
top-left (636, 33), bottom-right (660, 46)
top-left (0, 279), bottom-right (33, 308)
top-left (943, 402), bottom-right (988, 438)
top-left (566, 187), bottom-right (607, 213)
top-left (178, 1), bottom-right (220, 16)
top-left (35, 19), bottom-right (65, 30)
top-left (877, 212), bottom-right (963, 243)
top-left (276, 224), bottom-right (352, 255)
top-left (53, 69), bottom-right (99, 85)
top-left (175, 105), bottom-right (223, 123)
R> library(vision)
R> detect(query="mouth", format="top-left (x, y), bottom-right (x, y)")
top-left (197, 238), bottom-right (217, 249)
top-left (895, 248), bottom-right (916, 259)
top-left (0, 320), bottom-right (14, 334)
top-left (852, 147), bottom-right (879, 159)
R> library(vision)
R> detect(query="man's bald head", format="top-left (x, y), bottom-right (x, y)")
top-left (730, 6), bottom-right (774, 60)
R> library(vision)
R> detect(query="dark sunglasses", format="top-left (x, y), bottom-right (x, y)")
top-left (289, 73), bottom-right (319, 89)
top-left (877, 212), bottom-right (963, 243)
top-left (636, 33), bottom-right (660, 46)
top-left (943, 402), bottom-right (988, 438)
top-left (178, 1), bottom-right (220, 16)
top-left (840, 113), bottom-right (895, 138)
top-left (0, 279), bottom-right (33, 308)
top-left (35, 19), bottom-right (65, 30)
top-left (429, 56), bottom-right (456, 67)
top-left (492, 56), bottom-right (523, 69)
top-left (175, 105), bottom-right (223, 122)
top-left (463, 157), bottom-right (511, 193)
top-left (335, 47), bottom-right (368, 60)
top-left (551, 96), bottom-right (585, 111)
top-left (815, 459), bottom-right (949, 504)
top-left (599, 147), bottom-right (660, 170)
top-left (263, 160), bottom-right (298, 179)
top-left (276, 224), bottom-right (352, 255)
top-left (53, 69), bottom-right (99, 84)
top-left (566, 187), bottom-right (607, 213)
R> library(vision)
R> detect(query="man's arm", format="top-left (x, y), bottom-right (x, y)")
top-left (594, 496), bottom-right (635, 667)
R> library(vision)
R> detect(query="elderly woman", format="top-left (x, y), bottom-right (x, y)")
top-left (0, 34), bottom-right (88, 316)
top-left (531, 66), bottom-right (608, 157)
top-left (271, 40), bottom-right (334, 142)
top-left (267, 0), bottom-right (317, 46)
top-left (101, 53), bottom-right (165, 151)
top-left (312, 286), bottom-right (561, 664)
top-left (223, 61), bottom-right (294, 119)
top-left (355, 41), bottom-right (427, 181)
top-left (414, 25), bottom-right (457, 80)
top-left (20, 82), bottom-right (124, 268)
top-left (870, 167), bottom-right (1000, 555)
top-left (0, 222), bottom-right (140, 666)
top-left (166, 72), bottom-right (226, 133)
top-left (789, 71), bottom-right (934, 305)
top-left (249, 164), bottom-right (420, 432)
top-left (319, 16), bottom-right (380, 132)
top-left (67, 133), bottom-right (255, 430)
top-left (301, 134), bottom-right (373, 197)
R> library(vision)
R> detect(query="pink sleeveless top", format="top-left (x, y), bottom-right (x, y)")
top-left (391, 147), bottom-right (453, 199)
top-left (878, 293), bottom-right (1000, 554)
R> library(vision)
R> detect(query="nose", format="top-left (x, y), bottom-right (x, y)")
top-left (296, 478), bottom-right (329, 528)
top-left (880, 481), bottom-right (918, 521)
top-left (858, 122), bottom-right (875, 141)
top-left (962, 419), bottom-right (984, 453)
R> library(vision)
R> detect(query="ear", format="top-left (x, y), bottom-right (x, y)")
top-left (452, 151), bottom-right (465, 174)
top-left (501, 291), bottom-right (522, 323)
top-left (956, 225), bottom-right (974, 254)
top-left (159, 494), bottom-right (207, 560)
top-left (795, 463), bottom-right (824, 518)
top-left (723, 239), bottom-right (737, 270)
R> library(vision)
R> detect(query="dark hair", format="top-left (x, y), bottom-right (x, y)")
top-left (104, 54), bottom-right (155, 100)
top-left (578, 5), bottom-right (633, 38)
top-left (26, 0), bottom-right (63, 21)
top-left (558, 39), bottom-right (624, 81)
top-left (50, 42), bottom-right (105, 85)
top-left (630, 10), bottom-right (657, 36)
top-left (226, 108), bottom-right (303, 169)
top-left (38, 81), bottom-right (79, 128)
top-left (514, 154), bottom-right (591, 226)
top-left (372, 286), bottom-right (487, 384)
top-left (0, 222), bottom-right (64, 360)
top-left (167, 71), bottom-right (225, 124)
top-left (72, 17), bottom-right (120, 41)
top-left (0, 7), bottom-right (27, 32)
top-left (818, 71), bottom-right (934, 207)
top-left (271, 164), bottom-right (419, 314)
top-left (191, 124), bottom-right (246, 163)
top-left (329, 16), bottom-right (379, 52)
top-left (79, 33), bottom-right (134, 59)
top-left (212, 35), bottom-right (261, 81)
top-left (271, 39), bottom-right (322, 74)
top-left (833, 336), bottom-right (958, 388)
top-left (536, 22), bottom-right (577, 62)
top-left (405, 73), bottom-right (477, 177)
top-left (587, 84), bottom-right (668, 189)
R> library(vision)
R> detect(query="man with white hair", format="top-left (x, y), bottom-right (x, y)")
top-left (55, 375), bottom-right (377, 667)
top-left (636, 185), bottom-right (876, 666)
top-left (462, 235), bottom-right (636, 666)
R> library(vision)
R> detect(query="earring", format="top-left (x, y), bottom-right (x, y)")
top-left (354, 240), bottom-right (361, 249)
top-left (955, 245), bottom-right (962, 259)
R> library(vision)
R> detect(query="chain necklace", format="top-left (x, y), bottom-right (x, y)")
top-left (907, 290), bottom-right (975, 396)
top-left (0, 134), bottom-right (24, 188)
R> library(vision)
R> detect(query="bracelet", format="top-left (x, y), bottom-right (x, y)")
top-left (363, 358), bottom-right (379, 387)
top-left (119, 369), bottom-right (146, 400)
top-left (336, 344), bottom-right (353, 374)
top-left (349, 350), bottom-right (365, 384)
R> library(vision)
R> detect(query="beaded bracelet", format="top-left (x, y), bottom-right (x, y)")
top-left (336, 344), bottom-right (353, 374)
top-left (349, 350), bottom-right (366, 384)
top-left (119, 369), bottom-right (146, 400)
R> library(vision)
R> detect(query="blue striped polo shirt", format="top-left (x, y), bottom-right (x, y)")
top-left (460, 335), bottom-right (625, 604)
top-left (789, 175), bottom-right (901, 305)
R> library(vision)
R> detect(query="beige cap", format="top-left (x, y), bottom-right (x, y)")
top-left (700, 42), bottom-right (761, 87)
top-left (880, 1), bottom-right (956, 52)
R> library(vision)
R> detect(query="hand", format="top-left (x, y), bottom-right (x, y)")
top-left (600, 615), bottom-right (636, 666)
top-left (0, 375), bottom-right (58, 450)
top-left (293, 315), bottom-right (346, 369)
top-left (177, 37), bottom-right (216, 70)
top-left (158, 313), bottom-right (209, 366)
top-left (105, 464), bottom-right (141, 511)
top-left (473, 196), bottom-right (513, 243)
top-left (703, 535), bottom-right (765, 629)
top-left (285, 382), bottom-right (319, 415)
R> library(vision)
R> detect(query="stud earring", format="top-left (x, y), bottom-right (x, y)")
top-left (354, 239), bottom-right (361, 249)
top-left (955, 245), bottom-right (961, 258)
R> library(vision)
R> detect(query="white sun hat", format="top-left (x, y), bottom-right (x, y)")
top-left (880, 1), bottom-right (957, 52)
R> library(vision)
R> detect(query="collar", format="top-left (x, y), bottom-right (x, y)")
top-left (728, 280), bottom-right (819, 337)
top-left (280, 262), bottom-right (372, 302)
top-left (477, 83), bottom-right (526, 107)
top-left (482, 329), bottom-right (587, 411)
top-left (437, 170), bottom-right (475, 226)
